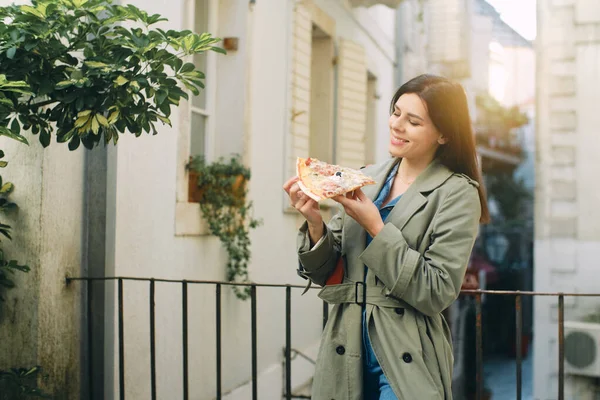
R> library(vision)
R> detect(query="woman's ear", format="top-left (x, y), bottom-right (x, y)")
top-left (438, 136), bottom-right (448, 145)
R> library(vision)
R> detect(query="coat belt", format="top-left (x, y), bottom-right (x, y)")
top-left (317, 282), bottom-right (411, 309)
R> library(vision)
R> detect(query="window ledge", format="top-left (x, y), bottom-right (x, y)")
top-left (175, 201), bottom-right (210, 236)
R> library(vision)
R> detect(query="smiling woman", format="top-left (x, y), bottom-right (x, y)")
top-left (284, 74), bottom-right (490, 399)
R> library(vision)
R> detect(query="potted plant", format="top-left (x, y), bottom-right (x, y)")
top-left (187, 155), bottom-right (261, 299)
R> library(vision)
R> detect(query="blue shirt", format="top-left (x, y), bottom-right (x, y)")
top-left (365, 162), bottom-right (401, 271)
top-left (363, 162), bottom-right (401, 397)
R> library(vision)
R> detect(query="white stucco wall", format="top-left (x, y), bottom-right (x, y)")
top-left (0, 136), bottom-right (85, 397)
top-left (536, 1), bottom-right (600, 399)
top-left (102, 0), bottom-right (398, 399)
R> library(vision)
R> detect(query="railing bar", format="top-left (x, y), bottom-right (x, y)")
top-left (515, 294), bottom-right (522, 400)
top-left (182, 281), bottom-right (189, 400)
top-left (251, 285), bottom-right (258, 400)
top-left (65, 278), bottom-right (600, 297)
top-left (216, 283), bottom-right (222, 400)
top-left (322, 301), bottom-right (329, 331)
top-left (285, 286), bottom-right (292, 400)
top-left (475, 293), bottom-right (483, 400)
top-left (87, 280), bottom-right (94, 400)
top-left (150, 280), bottom-right (157, 400)
top-left (558, 294), bottom-right (565, 400)
top-left (118, 278), bottom-right (125, 400)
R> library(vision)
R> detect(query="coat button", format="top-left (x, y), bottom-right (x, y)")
top-left (336, 345), bottom-right (345, 355)
top-left (394, 308), bottom-right (404, 315)
top-left (402, 352), bottom-right (412, 363)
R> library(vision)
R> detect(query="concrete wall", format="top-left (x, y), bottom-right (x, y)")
top-left (101, 0), bottom-right (397, 399)
top-left (0, 137), bottom-right (85, 399)
top-left (535, 0), bottom-right (600, 398)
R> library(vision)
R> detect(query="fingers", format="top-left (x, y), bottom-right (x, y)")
top-left (355, 189), bottom-right (367, 201)
top-left (299, 198), bottom-right (318, 215)
top-left (332, 195), bottom-right (348, 205)
top-left (289, 184), bottom-right (303, 205)
top-left (283, 176), bottom-right (299, 194)
top-left (294, 191), bottom-right (310, 209)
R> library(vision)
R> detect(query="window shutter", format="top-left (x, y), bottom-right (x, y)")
top-left (288, 3), bottom-right (313, 178)
top-left (336, 39), bottom-right (368, 169)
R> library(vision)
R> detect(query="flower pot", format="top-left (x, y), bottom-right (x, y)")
top-left (188, 171), bottom-right (246, 204)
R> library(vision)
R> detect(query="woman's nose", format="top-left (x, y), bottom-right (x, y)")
top-left (391, 118), bottom-right (404, 131)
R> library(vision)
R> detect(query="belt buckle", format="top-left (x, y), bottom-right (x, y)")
top-left (355, 281), bottom-right (366, 306)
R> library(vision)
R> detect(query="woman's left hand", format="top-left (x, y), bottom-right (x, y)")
top-left (333, 189), bottom-right (384, 237)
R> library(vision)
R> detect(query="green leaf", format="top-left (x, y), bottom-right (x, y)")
top-left (155, 89), bottom-right (168, 105)
top-left (156, 115), bottom-right (171, 126)
top-left (20, 5), bottom-right (46, 19)
top-left (40, 130), bottom-right (51, 147)
top-left (84, 61), bottom-right (110, 69)
top-left (115, 76), bottom-right (129, 86)
top-left (6, 47), bottom-right (16, 60)
top-left (68, 135), bottom-right (81, 151)
top-left (0, 97), bottom-right (13, 107)
top-left (56, 81), bottom-right (74, 89)
top-left (0, 162), bottom-right (7, 168)
top-left (74, 115), bottom-right (90, 128)
top-left (180, 62), bottom-right (195, 73)
top-left (129, 81), bottom-right (140, 92)
top-left (96, 114), bottom-right (109, 127)
top-left (108, 110), bottom-right (120, 124)
top-left (0, 183), bottom-right (14, 194)
top-left (182, 80), bottom-right (200, 96)
top-left (10, 119), bottom-right (20, 135)
top-left (91, 116), bottom-right (100, 135)
top-left (211, 46), bottom-right (227, 55)
top-left (0, 126), bottom-right (28, 145)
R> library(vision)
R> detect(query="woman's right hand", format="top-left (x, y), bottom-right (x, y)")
top-left (283, 177), bottom-right (324, 242)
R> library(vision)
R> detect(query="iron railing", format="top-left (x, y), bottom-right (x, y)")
top-left (66, 276), bottom-right (600, 400)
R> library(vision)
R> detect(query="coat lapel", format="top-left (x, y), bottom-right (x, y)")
top-left (342, 158), bottom-right (453, 281)
top-left (383, 159), bottom-right (454, 231)
top-left (342, 158), bottom-right (398, 282)
top-left (361, 158), bottom-right (399, 202)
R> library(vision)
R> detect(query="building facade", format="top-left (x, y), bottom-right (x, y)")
top-left (536, 1), bottom-right (600, 399)
top-left (0, 0), bottom-right (400, 398)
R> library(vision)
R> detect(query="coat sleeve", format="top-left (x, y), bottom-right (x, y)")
top-left (359, 180), bottom-right (481, 316)
top-left (296, 211), bottom-right (344, 287)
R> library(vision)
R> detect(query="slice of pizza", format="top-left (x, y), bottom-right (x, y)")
top-left (296, 157), bottom-right (376, 202)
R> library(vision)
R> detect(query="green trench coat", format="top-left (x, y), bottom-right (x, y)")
top-left (296, 158), bottom-right (481, 400)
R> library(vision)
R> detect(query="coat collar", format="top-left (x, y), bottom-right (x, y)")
top-left (362, 158), bottom-right (454, 232)
top-left (363, 157), bottom-right (454, 200)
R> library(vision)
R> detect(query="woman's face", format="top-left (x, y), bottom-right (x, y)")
top-left (388, 93), bottom-right (446, 162)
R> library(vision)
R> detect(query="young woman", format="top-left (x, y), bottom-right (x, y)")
top-left (283, 74), bottom-right (489, 400)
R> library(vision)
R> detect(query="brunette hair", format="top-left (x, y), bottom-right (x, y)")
top-left (390, 74), bottom-right (490, 223)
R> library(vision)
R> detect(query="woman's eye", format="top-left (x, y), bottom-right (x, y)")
top-left (393, 111), bottom-right (401, 117)
top-left (409, 121), bottom-right (419, 126)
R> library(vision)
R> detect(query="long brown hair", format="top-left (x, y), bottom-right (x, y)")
top-left (390, 74), bottom-right (490, 223)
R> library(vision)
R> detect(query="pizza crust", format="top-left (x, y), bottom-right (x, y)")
top-left (295, 158), bottom-right (322, 201)
top-left (297, 180), bottom-right (323, 202)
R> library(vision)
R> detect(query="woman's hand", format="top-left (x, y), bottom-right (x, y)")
top-left (283, 177), bottom-right (324, 243)
top-left (333, 189), bottom-right (384, 237)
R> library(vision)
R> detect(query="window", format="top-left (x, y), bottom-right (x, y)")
top-left (335, 39), bottom-right (368, 169)
top-left (190, 0), bottom-right (215, 159)
top-left (285, 1), bottom-right (371, 213)
top-left (309, 24), bottom-right (335, 164)
top-left (175, 0), bottom-right (218, 236)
